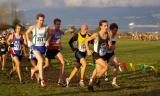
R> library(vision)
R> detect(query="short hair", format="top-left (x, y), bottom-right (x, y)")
top-left (110, 23), bottom-right (118, 30)
top-left (16, 23), bottom-right (22, 28)
top-left (14, 23), bottom-right (22, 30)
top-left (99, 20), bottom-right (108, 27)
top-left (36, 13), bottom-right (45, 19)
top-left (53, 18), bottom-right (61, 24)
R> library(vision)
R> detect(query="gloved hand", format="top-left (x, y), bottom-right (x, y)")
top-left (45, 41), bottom-right (49, 47)
top-left (27, 41), bottom-right (33, 48)
top-left (72, 48), bottom-right (78, 52)
top-left (9, 44), bottom-right (14, 47)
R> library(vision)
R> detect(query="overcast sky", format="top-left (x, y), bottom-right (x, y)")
top-left (1, 0), bottom-right (160, 10)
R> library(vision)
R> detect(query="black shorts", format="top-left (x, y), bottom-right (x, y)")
top-left (105, 52), bottom-right (115, 62)
top-left (75, 51), bottom-right (86, 68)
top-left (11, 54), bottom-right (22, 61)
top-left (93, 52), bottom-right (114, 63)
top-left (45, 49), bottom-right (60, 59)
top-left (0, 51), bottom-right (7, 56)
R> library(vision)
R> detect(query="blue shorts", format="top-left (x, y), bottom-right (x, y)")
top-left (29, 51), bottom-right (36, 60)
top-left (12, 50), bottom-right (22, 56)
top-left (32, 45), bottom-right (46, 55)
top-left (75, 50), bottom-right (86, 67)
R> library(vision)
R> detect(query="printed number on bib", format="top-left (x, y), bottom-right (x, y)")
top-left (79, 44), bottom-right (86, 52)
top-left (1, 48), bottom-right (5, 52)
top-left (54, 34), bottom-right (61, 39)
top-left (99, 43), bottom-right (107, 56)
top-left (36, 37), bottom-right (45, 46)
top-left (14, 44), bottom-right (21, 51)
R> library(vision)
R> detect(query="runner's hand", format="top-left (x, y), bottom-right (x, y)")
top-left (72, 48), bottom-right (78, 52)
top-left (27, 41), bottom-right (33, 48)
top-left (8, 46), bottom-right (11, 51)
top-left (45, 41), bottom-right (49, 47)
top-left (56, 39), bottom-right (61, 44)
top-left (87, 49), bottom-right (93, 56)
top-left (108, 41), bottom-right (112, 49)
top-left (9, 44), bottom-right (14, 47)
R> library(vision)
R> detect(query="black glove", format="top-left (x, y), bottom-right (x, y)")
top-left (9, 44), bottom-right (14, 47)
top-left (72, 48), bottom-right (78, 52)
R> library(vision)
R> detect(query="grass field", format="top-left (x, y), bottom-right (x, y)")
top-left (0, 33), bottom-right (160, 96)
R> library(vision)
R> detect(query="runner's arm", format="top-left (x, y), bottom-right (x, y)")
top-left (46, 26), bottom-right (51, 42)
top-left (7, 34), bottom-right (13, 51)
top-left (25, 26), bottom-right (34, 42)
top-left (108, 31), bottom-right (112, 48)
top-left (22, 44), bottom-right (28, 58)
top-left (111, 41), bottom-right (116, 50)
top-left (25, 26), bottom-right (34, 47)
top-left (22, 34), bottom-right (27, 47)
top-left (68, 33), bottom-right (78, 51)
top-left (45, 26), bottom-right (51, 47)
top-left (7, 34), bottom-right (13, 46)
top-left (88, 34), bottom-right (94, 44)
top-left (85, 33), bottom-right (97, 55)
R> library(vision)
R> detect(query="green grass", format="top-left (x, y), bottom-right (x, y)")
top-left (0, 34), bottom-right (160, 96)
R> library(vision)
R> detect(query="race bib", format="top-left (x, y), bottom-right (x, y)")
top-left (79, 44), bottom-right (86, 52)
top-left (99, 43), bottom-right (107, 56)
top-left (36, 36), bottom-right (45, 46)
top-left (1, 48), bottom-right (5, 52)
top-left (54, 34), bottom-right (61, 39)
top-left (14, 44), bottom-right (21, 51)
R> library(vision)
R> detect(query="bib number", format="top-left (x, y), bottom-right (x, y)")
top-left (99, 43), bottom-right (107, 56)
top-left (36, 36), bottom-right (45, 46)
top-left (79, 44), bottom-right (86, 52)
top-left (54, 34), bottom-right (61, 39)
top-left (14, 44), bottom-right (21, 51)
top-left (1, 48), bottom-right (5, 52)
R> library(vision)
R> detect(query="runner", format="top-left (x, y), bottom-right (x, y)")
top-left (26, 13), bottom-right (50, 87)
top-left (0, 36), bottom-right (8, 70)
top-left (104, 23), bottom-right (120, 88)
top-left (85, 20), bottom-right (111, 92)
top-left (7, 24), bottom-right (27, 83)
top-left (89, 23), bottom-right (120, 88)
top-left (45, 18), bottom-right (65, 86)
top-left (66, 24), bottom-right (90, 88)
